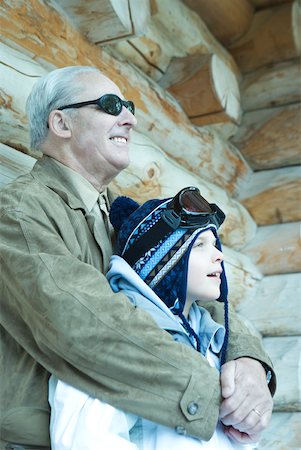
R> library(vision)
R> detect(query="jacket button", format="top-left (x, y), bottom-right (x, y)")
top-left (187, 401), bottom-right (199, 415)
top-left (175, 425), bottom-right (187, 435)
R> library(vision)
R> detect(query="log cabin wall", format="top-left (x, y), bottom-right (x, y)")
top-left (0, 0), bottom-right (300, 447)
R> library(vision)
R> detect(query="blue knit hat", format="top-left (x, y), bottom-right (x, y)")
top-left (110, 193), bottom-right (229, 361)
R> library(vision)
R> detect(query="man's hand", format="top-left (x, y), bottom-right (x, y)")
top-left (219, 358), bottom-right (273, 443)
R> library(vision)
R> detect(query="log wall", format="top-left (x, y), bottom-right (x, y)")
top-left (0, 0), bottom-right (300, 448)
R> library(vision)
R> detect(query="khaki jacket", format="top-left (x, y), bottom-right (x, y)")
top-left (0, 156), bottom-right (275, 449)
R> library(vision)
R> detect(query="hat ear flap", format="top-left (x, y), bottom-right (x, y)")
top-left (109, 196), bottom-right (140, 232)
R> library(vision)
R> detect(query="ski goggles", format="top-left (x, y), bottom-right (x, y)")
top-left (163, 186), bottom-right (225, 230)
top-left (57, 93), bottom-right (135, 116)
top-left (123, 187), bottom-right (225, 266)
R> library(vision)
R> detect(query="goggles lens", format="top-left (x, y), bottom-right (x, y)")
top-left (178, 189), bottom-right (212, 214)
top-left (57, 93), bottom-right (135, 116)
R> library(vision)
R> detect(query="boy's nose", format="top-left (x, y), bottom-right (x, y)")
top-left (214, 248), bottom-right (224, 262)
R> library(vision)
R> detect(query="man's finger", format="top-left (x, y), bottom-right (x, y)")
top-left (224, 426), bottom-right (261, 444)
top-left (220, 360), bottom-right (236, 399)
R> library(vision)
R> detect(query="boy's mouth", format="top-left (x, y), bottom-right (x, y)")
top-left (207, 272), bottom-right (221, 278)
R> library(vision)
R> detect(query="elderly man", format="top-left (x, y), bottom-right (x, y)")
top-left (0, 66), bottom-right (275, 449)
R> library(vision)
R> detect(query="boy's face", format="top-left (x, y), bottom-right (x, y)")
top-left (185, 230), bottom-right (223, 315)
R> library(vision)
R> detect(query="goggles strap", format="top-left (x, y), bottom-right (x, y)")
top-left (123, 216), bottom-right (176, 266)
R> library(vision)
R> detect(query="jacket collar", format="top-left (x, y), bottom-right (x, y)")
top-left (31, 156), bottom-right (115, 212)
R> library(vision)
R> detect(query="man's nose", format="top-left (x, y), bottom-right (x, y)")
top-left (118, 106), bottom-right (137, 128)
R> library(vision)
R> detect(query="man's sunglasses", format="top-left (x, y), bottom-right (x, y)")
top-left (122, 187), bottom-right (226, 266)
top-left (57, 93), bottom-right (135, 116)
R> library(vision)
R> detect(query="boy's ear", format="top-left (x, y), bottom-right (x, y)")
top-left (48, 110), bottom-right (72, 138)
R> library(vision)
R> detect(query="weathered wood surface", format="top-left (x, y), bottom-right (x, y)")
top-left (159, 54), bottom-right (241, 125)
top-left (231, 103), bottom-right (301, 170)
top-left (110, 0), bottom-right (244, 128)
top-left (241, 59), bottom-right (301, 111)
top-left (0, 144), bottom-right (36, 188)
top-left (205, 122), bottom-right (240, 141)
top-left (243, 222), bottom-right (301, 275)
top-left (0, 42), bottom-right (47, 156)
top-left (263, 336), bottom-right (301, 411)
top-left (251, 0), bottom-right (293, 8)
top-left (113, 131), bottom-right (257, 249)
top-left (57, 0), bottom-right (151, 44)
top-left (229, 0), bottom-right (301, 73)
top-left (239, 166), bottom-right (301, 225)
top-left (222, 246), bottom-right (262, 309)
top-left (0, 6), bottom-right (251, 196)
top-left (237, 273), bottom-right (301, 336)
top-left (111, 0), bottom-right (240, 82)
top-left (183, 0), bottom-right (254, 47)
top-left (258, 412), bottom-right (301, 450)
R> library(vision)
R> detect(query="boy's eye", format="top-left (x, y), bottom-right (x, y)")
top-left (194, 241), bottom-right (204, 248)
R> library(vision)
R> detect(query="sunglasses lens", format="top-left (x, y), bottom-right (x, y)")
top-left (181, 190), bottom-right (212, 214)
top-left (99, 94), bottom-right (121, 116)
top-left (126, 101), bottom-right (135, 115)
top-left (99, 95), bottom-right (135, 116)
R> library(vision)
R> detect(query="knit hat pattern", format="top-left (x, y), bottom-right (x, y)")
top-left (110, 196), bottom-right (227, 311)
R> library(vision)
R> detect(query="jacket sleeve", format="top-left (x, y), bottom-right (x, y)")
top-left (202, 300), bottom-right (276, 396)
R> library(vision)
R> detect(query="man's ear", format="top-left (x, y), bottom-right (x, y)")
top-left (48, 110), bottom-right (72, 138)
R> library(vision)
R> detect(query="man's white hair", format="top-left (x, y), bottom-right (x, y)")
top-left (26, 66), bottom-right (101, 151)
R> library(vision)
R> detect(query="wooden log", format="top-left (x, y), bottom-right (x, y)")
top-left (0, 7), bottom-right (251, 196)
top-left (229, 0), bottom-right (301, 73)
top-left (112, 0), bottom-right (241, 81)
top-left (0, 42), bottom-right (47, 157)
top-left (237, 273), bottom-right (301, 336)
top-left (231, 103), bottom-right (301, 170)
top-left (182, 0), bottom-right (254, 46)
top-left (263, 337), bottom-right (301, 411)
top-left (250, 0), bottom-right (293, 10)
top-left (102, 0), bottom-right (244, 127)
top-left (239, 166), bottom-right (301, 225)
top-left (222, 246), bottom-right (262, 309)
top-left (113, 131), bottom-right (257, 249)
top-left (58, 0), bottom-right (151, 44)
top-left (243, 222), bottom-right (301, 275)
top-left (204, 123), bottom-right (240, 141)
top-left (159, 54), bottom-right (241, 126)
top-left (258, 412), bottom-right (301, 450)
top-left (0, 143), bottom-right (36, 188)
top-left (241, 59), bottom-right (301, 111)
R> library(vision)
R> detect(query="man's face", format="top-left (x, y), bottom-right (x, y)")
top-left (185, 230), bottom-right (223, 312)
top-left (68, 72), bottom-right (137, 185)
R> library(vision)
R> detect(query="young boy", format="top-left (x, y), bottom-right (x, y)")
top-left (49, 187), bottom-right (259, 449)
